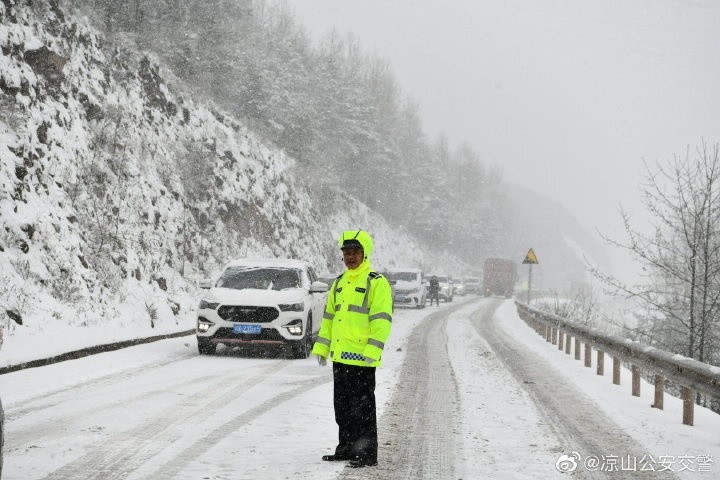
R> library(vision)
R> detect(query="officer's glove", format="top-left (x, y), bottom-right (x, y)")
top-left (316, 354), bottom-right (327, 367)
top-left (363, 356), bottom-right (375, 365)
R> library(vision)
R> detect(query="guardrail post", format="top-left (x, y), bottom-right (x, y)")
top-left (575, 337), bottom-right (581, 360)
top-left (584, 343), bottom-right (592, 367)
top-left (514, 301), bottom-right (720, 427)
top-left (613, 356), bottom-right (621, 385)
top-left (652, 375), bottom-right (664, 410)
top-left (631, 365), bottom-right (641, 397)
top-left (682, 386), bottom-right (695, 426)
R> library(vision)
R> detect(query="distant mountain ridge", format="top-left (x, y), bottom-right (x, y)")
top-left (503, 184), bottom-right (611, 290)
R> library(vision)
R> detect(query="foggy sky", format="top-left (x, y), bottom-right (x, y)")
top-left (282, 0), bottom-right (720, 282)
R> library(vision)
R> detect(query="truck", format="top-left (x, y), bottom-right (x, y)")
top-left (483, 258), bottom-right (517, 298)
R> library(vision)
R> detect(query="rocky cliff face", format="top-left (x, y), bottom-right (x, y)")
top-left (0, 0), bottom-right (437, 336)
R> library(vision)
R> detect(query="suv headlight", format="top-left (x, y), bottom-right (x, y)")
top-left (197, 316), bottom-right (215, 332)
top-left (408, 288), bottom-right (419, 294)
top-left (279, 302), bottom-right (304, 312)
top-left (282, 318), bottom-right (303, 335)
top-left (199, 299), bottom-right (220, 310)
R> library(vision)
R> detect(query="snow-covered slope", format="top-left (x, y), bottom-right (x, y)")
top-left (0, 1), bottom-right (463, 362)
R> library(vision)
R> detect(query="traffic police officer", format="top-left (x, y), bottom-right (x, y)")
top-left (313, 230), bottom-right (393, 468)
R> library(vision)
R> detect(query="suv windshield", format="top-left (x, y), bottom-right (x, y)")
top-left (216, 267), bottom-right (302, 291)
top-left (385, 271), bottom-right (419, 282)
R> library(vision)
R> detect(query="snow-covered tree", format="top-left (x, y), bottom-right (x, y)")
top-left (595, 142), bottom-right (720, 368)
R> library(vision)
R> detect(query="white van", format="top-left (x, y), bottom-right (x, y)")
top-left (384, 268), bottom-right (427, 309)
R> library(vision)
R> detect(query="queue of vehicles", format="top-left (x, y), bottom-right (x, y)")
top-left (194, 257), bottom-right (518, 359)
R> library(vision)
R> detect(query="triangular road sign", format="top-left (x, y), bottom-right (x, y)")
top-left (523, 248), bottom-right (539, 264)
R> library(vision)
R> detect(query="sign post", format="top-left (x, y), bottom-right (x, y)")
top-left (522, 248), bottom-right (539, 303)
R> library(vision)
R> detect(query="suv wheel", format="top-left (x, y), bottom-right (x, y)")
top-left (291, 315), bottom-right (313, 359)
top-left (198, 337), bottom-right (217, 355)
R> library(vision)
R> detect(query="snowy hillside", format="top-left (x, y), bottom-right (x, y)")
top-left (0, 0), bottom-right (463, 363)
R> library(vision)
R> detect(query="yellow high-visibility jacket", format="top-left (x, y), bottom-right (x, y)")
top-left (312, 261), bottom-right (393, 367)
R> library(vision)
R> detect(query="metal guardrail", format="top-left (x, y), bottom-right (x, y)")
top-left (0, 329), bottom-right (195, 375)
top-left (515, 301), bottom-right (720, 426)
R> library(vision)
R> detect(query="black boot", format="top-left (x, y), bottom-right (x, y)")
top-left (322, 454), bottom-right (352, 461)
top-left (348, 458), bottom-right (378, 468)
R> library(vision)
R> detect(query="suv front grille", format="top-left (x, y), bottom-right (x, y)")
top-left (217, 305), bottom-right (279, 323)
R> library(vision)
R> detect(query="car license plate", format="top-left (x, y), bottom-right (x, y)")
top-left (233, 324), bottom-right (261, 334)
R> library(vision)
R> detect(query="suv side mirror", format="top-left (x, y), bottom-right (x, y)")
top-left (310, 281), bottom-right (329, 293)
top-left (198, 279), bottom-right (213, 290)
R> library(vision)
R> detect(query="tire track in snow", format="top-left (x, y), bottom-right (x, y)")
top-left (349, 301), bottom-right (468, 480)
top-left (142, 374), bottom-right (332, 480)
top-left (39, 359), bottom-right (290, 480)
top-left (9, 371), bottom-right (228, 449)
top-left (7, 349), bottom-right (197, 421)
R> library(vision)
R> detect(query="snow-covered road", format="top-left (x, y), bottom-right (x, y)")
top-left (1, 297), bottom-right (716, 479)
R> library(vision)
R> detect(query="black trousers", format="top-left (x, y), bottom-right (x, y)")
top-left (332, 362), bottom-right (378, 462)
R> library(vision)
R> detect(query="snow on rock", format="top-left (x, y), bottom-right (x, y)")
top-left (0, 0), bottom-right (466, 365)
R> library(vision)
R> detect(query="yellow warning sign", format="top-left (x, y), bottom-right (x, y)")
top-left (523, 248), bottom-right (539, 264)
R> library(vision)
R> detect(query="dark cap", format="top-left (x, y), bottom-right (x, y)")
top-left (340, 239), bottom-right (363, 251)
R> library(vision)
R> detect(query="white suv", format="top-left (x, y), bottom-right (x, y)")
top-left (196, 258), bottom-right (328, 358)
top-left (384, 268), bottom-right (426, 309)
top-left (430, 274), bottom-right (454, 302)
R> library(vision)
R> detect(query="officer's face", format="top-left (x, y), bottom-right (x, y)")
top-left (342, 247), bottom-right (364, 270)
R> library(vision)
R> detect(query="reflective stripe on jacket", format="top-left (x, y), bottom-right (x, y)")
top-left (311, 262), bottom-right (392, 367)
